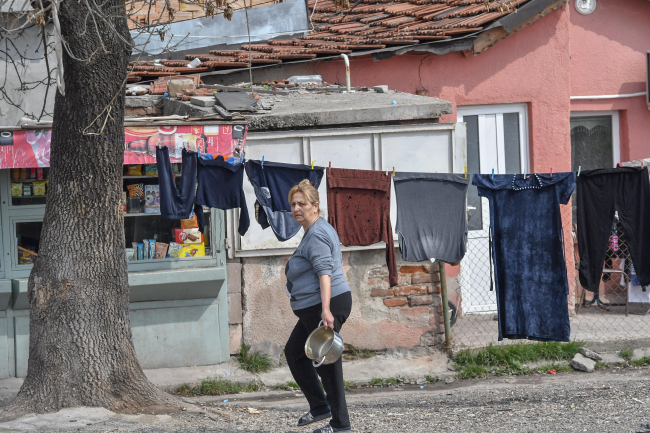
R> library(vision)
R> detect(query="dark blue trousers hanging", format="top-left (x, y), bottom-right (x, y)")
top-left (473, 172), bottom-right (575, 342)
top-left (196, 156), bottom-right (250, 236)
top-left (157, 147), bottom-right (197, 220)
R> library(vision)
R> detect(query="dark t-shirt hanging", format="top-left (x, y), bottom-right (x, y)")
top-left (473, 172), bottom-right (575, 342)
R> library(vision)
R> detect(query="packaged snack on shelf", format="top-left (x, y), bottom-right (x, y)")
top-left (11, 183), bottom-right (22, 197)
top-left (144, 185), bottom-right (160, 214)
top-left (179, 242), bottom-right (205, 258)
top-left (143, 240), bottom-right (150, 259)
top-left (33, 180), bottom-right (47, 197)
top-left (149, 240), bottom-right (156, 260)
top-left (122, 191), bottom-right (127, 213)
top-left (154, 243), bottom-right (169, 259)
top-left (18, 247), bottom-right (37, 265)
top-left (180, 212), bottom-right (199, 229)
top-left (36, 168), bottom-right (43, 180)
top-left (127, 165), bottom-right (142, 176)
top-left (143, 165), bottom-right (158, 176)
top-left (127, 183), bottom-right (144, 198)
top-left (131, 242), bottom-right (139, 260)
top-left (11, 168), bottom-right (19, 179)
top-left (137, 243), bottom-right (144, 260)
top-left (30, 168), bottom-right (36, 179)
top-left (168, 242), bottom-right (181, 258)
top-left (22, 184), bottom-right (31, 196)
top-left (20, 168), bottom-right (27, 179)
top-left (173, 228), bottom-right (203, 244)
top-left (125, 248), bottom-right (135, 261)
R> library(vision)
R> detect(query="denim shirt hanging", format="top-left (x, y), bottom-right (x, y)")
top-left (244, 160), bottom-right (325, 242)
top-left (473, 172), bottom-right (576, 342)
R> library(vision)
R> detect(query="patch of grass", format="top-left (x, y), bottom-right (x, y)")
top-left (456, 364), bottom-right (487, 379)
top-left (595, 361), bottom-right (608, 370)
top-left (343, 380), bottom-right (357, 389)
top-left (453, 342), bottom-right (585, 379)
top-left (343, 346), bottom-right (374, 360)
top-left (534, 363), bottom-right (572, 374)
top-left (272, 381), bottom-right (299, 391)
top-left (619, 349), bottom-right (634, 361)
top-left (632, 357), bottom-right (650, 367)
top-left (175, 378), bottom-right (261, 396)
top-left (360, 349), bottom-right (373, 359)
top-left (425, 375), bottom-right (439, 383)
top-left (367, 377), bottom-right (403, 387)
top-left (236, 343), bottom-right (273, 373)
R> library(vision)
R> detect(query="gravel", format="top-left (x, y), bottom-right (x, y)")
top-left (4, 368), bottom-right (650, 432)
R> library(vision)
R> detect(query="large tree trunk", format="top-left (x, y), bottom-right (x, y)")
top-left (4, 0), bottom-right (177, 416)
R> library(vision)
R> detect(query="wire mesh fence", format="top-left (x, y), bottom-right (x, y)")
top-left (450, 192), bottom-right (650, 349)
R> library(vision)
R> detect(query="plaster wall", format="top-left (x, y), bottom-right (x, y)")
top-left (241, 250), bottom-right (442, 356)
top-left (314, 4), bottom-right (573, 173)
top-left (568, 0), bottom-right (650, 161)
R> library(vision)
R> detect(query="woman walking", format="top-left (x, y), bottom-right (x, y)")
top-left (284, 179), bottom-right (353, 433)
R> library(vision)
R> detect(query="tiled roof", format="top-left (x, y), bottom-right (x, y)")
top-left (128, 0), bottom-right (533, 82)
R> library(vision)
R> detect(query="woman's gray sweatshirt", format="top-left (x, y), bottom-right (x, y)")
top-left (285, 218), bottom-right (351, 310)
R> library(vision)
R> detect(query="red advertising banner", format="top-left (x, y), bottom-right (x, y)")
top-left (0, 124), bottom-right (247, 168)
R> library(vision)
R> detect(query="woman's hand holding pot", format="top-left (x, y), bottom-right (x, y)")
top-left (321, 309), bottom-right (334, 329)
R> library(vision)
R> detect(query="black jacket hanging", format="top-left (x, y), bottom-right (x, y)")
top-left (196, 156), bottom-right (250, 236)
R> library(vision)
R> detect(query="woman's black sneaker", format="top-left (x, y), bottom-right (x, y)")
top-left (297, 410), bottom-right (332, 427)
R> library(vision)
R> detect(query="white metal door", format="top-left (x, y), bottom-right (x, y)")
top-left (457, 105), bottom-right (529, 314)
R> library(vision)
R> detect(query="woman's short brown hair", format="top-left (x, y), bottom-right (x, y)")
top-left (288, 179), bottom-right (320, 207)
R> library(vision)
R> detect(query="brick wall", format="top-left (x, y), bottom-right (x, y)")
top-left (367, 263), bottom-right (444, 345)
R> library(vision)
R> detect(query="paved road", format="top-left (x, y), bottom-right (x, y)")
top-left (1, 367), bottom-right (649, 432)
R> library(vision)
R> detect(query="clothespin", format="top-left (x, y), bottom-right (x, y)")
top-left (550, 167), bottom-right (553, 178)
top-left (240, 153), bottom-right (244, 164)
top-left (577, 166), bottom-right (581, 177)
top-left (491, 168), bottom-right (494, 179)
top-left (464, 166), bottom-right (467, 179)
top-left (261, 155), bottom-right (265, 167)
top-left (311, 160), bottom-right (314, 170)
top-left (329, 161), bottom-right (332, 168)
top-left (392, 167), bottom-right (395, 177)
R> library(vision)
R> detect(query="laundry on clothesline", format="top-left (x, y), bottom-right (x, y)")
top-left (473, 172), bottom-right (575, 342)
top-left (394, 172), bottom-right (469, 263)
top-left (196, 156), bottom-right (250, 236)
top-left (327, 167), bottom-right (398, 287)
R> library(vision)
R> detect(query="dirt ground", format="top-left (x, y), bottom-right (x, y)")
top-left (1, 367), bottom-right (649, 432)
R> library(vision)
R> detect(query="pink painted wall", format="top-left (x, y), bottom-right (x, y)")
top-left (569, 0), bottom-right (650, 161)
top-left (317, 4), bottom-right (573, 172)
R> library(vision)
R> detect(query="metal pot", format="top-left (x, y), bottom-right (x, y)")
top-left (304, 321), bottom-right (344, 368)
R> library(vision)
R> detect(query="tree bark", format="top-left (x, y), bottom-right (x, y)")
top-left (3, 0), bottom-right (177, 417)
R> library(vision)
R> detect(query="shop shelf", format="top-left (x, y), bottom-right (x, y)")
top-left (10, 179), bottom-right (47, 183)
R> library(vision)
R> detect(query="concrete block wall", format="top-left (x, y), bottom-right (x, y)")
top-left (238, 249), bottom-right (446, 357)
top-left (227, 261), bottom-right (243, 354)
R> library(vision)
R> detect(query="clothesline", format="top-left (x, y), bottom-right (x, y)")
top-left (150, 147), bottom-right (650, 344)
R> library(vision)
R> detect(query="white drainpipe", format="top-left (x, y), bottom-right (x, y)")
top-left (340, 54), bottom-right (351, 92)
top-left (570, 92), bottom-right (647, 100)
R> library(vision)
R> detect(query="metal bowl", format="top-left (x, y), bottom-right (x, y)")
top-left (304, 321), bottom-right (345, 367)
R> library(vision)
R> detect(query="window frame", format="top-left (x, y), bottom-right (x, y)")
top-left (570, 110), bottom-right (621, 167)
